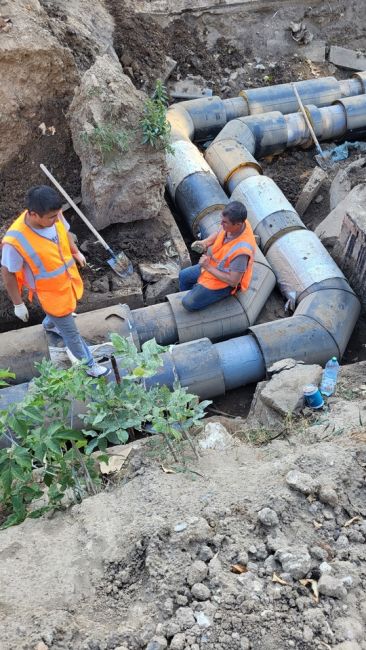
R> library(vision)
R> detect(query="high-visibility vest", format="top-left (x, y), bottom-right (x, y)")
top-left (2, 211), bottom-right (83, 317)
top-left (198, 221), bottom-right (256, 294)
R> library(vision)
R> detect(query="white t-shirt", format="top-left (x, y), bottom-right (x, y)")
top-left (1, 214), bottom-right (70, 289)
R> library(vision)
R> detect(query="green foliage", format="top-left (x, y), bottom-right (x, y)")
top-left (0, 369), bottom-right (15, 388)
top-left (140, 79), bottom-right (173, 153)
top-left (81, 123), bottom-right (130, 162)
top-left (0, 338), bottom-right (209, 529)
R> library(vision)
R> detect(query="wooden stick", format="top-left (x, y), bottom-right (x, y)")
top-left (292, 84), bottom-right (324, 158)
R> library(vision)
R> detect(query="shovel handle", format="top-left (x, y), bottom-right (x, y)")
top-left (40, 164), bottom-right (112, 253)
top-left (292, 84), bottom-right (324, 157)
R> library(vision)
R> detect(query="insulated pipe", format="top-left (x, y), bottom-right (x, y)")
top-left (167, 74), bottom-right (366, 145)
top-left (208, 96), bottom-right (366, 160)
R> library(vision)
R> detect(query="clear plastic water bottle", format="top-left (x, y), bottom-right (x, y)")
top-left (320, 357), bottom-right (340, 397)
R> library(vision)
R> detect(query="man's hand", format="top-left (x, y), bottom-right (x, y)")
top-left (14, 302), bottom-right (29, 322)
top-left (73, 251), bottom-right (87, 267)
top-left (199, 254), bottom-right (211, 270)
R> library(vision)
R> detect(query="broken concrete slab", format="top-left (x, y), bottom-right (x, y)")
top-left (329, 157), bottom-right (366, 210)
top-left (315, 184), bottom-right (366, 249)
top-left (329, 46), bottom-right (366, 71)
top-left (260, 363), bottom-right (323, 416)
top-left (145, 275), bottom-right (179, 305)
top-left (139, 261), bottom-right (180, 283)
top-left (335, 197), bottom-right (366, 308)
top-left (169, 76), bottom-right (213, 100)
top-left (161, 55), bottom-right (177, 84)
top-left (302, 40), bottom-right (326, 63)
top-left (295, 167), bottom-right (327, 216)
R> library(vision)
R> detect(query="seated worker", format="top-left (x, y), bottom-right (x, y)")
top-left (179, 201), bottom-right (256, 311)
top-left (1, 185), bottom-right (109, 377)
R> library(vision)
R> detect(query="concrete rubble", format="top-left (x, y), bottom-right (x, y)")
top-left (329, 46), bottom-right (366, 71)
top-left (295, 167), bottom-right (328, 217)
top-left (315, 183), bottom-right (366, 249)
top-left (335, 195), bottom-right (366, 308)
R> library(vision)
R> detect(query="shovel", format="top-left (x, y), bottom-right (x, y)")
top-left (40, 164), bottom-right (133, 278)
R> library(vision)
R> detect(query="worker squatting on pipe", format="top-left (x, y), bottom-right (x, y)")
top-left (1, 73), bottom-right (364, 393)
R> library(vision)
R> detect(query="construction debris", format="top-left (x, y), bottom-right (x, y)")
top-left (289, 20), bottom-right (313, 45)
top-left (295, 167), bottom-right (327, 216)
top-left (329, 45), bottom-right (366, 71)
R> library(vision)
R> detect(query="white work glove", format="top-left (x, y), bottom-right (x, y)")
top-left (14, 302), bottom-right (29, 322)
top-left (73, 251), bottom-right (87, 267)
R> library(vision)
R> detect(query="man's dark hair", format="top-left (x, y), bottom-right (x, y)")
top-left (25, 185), bottom-right (63, 216)
top-left (222, 201), bottom-right (247, 225)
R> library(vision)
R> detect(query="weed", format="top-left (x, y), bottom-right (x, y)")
top-left (0, 335), bottom-right (210, 528)
top-left (140, 79), bottom-right (173, 153)
top-left (81, 123), bottom-right (130, 163)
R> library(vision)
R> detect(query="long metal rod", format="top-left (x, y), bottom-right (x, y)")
top-left (292, 84), bottom-right (324, 157)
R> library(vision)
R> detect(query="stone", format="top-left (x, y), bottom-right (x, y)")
top-left (310, 546), bottom-right (328, 561)
top-left (267, 358), bottom-right (299, 375)
top-left (169, 634), bottom-right (185, 650)
top-left (274, 547), bottom-right (311, 579)
top-left (198, 422), bottom-right (233, 451)
top-left (330, 160), bottom-right (366, 210)
top-left (318, 574), bottom-right (347, 599)
top-left (333, 617), bottom-right (364, 642)
top-left (169, 76), bottom-right (213, 100)
top-left (174, 607), bottom-right (196, 631)
top-left (69, 55), bottom-right (166, 229)
top-left (329, 46), bottom-right (366, 71)
top-left (335, 194), bottom-right (366, 309)
top-left (187, 561), bottom-right (208, 586)
top-left (174, 522), bottom-right (188, 533)
top-left (318, 484), bottom-right (339, 507)
top-left (260, 363), bottom-right (323, 416)
top-left (316, 183), bottom-right (366, 249)
top-left (295, 167), bottom-right (327, 216)
top-left (286, 470), bottom-right (320, 495)
top-left (191, 583), bottom-right (211, 601)
top-left (319, 562), bottom-right (333, 575)
top-left (195, 610), bottom-right (211, 627)
top-left (146, 638), bottom-right (168, 650)
top-left (198, 546), bottom-right (214, 562)
top-left (145, 275), bottom-right (179, 305)
top-left (301, 40), bottom-right (326, 63)
top-left (139, 262), bottom-right (179, 283)
top-left (257, 507), bottom-right (279, 527)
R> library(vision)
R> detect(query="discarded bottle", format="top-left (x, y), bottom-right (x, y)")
top-left (320, 357), bottom-right (340, 397)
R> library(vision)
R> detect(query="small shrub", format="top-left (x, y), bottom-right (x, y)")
top-left (140, 79), bottom-right (173, 153)
top-left (0, 336), bottom-right (209, 528)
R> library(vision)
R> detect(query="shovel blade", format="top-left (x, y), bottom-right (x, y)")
top-left (107, 255), bottom-right (133, 278)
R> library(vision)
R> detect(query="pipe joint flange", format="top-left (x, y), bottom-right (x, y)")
top-left (231, 175), bottom-right (295, 231)
top-left (167, 291), bottom-right (249, 343)
top-left (352, 71), bottom-right (366, 94)
top-left (191, 205), bottom-right (227, 237)
top-left (184, 96), bottom-right (227, 142)
top-left (174, 170), bottom-right (228, 236)
top-left (297, 277), bottom-right (356, 303)
top-left (255, 210), bottom-right (305, 254)
top-left (171, 337), bottom-right (226, 399)
top-left (167, 140), bottom-right (215, 199)
top-left (239, 111), bottom-right (288, 157)
top-left (205, 139), bottom-right (261, 189)
top-left (333, 95), bottom-right (366, 131)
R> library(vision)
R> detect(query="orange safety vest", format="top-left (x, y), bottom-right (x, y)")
top-left (2, 211), bottom-right (83, 317)
top-left (198, 221), bottom-right (256, 294)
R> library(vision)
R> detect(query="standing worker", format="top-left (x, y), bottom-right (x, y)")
top-left (1, 185), bottom-right (109, 377)
top-left (179, 201), bottom-right (256, 311)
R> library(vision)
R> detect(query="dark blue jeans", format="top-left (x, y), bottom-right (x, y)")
top-left (179, 264), bottom-right (232, 311)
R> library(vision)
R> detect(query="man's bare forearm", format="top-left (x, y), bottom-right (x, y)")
top-left (1, 266), bottom-right (23, 304)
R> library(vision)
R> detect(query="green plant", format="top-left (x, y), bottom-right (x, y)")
top-left (0, 338), bottom-right (209, 528)
top-left (140, 79), bottom-right (173, 153)
top-left (81, 123), bottom-right (130, 162)
top-left (0, 369), bottom-right (15, 388)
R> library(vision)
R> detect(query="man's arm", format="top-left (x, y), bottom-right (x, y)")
top-left (192, 230), bottom-right (219, 252)
top-left (1, 266), bottom-right (23, 304)
top-left (199, 255), bottom-right (242, 288)
top-left (67, 231), bottom-right (86, 267)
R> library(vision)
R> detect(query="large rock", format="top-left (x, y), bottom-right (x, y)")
top-left (334, 195), bottom-right (366, 308)
top-left (315, 184), bottom-right (366, 249)
top-left (69, 55), bottom-right (166, 229)
top-left (329, 159), bottom-right (366, 211)
top-left (260, 362), bottom-right (323, 416)
top-left (0, 0), bottom-right (78, 169)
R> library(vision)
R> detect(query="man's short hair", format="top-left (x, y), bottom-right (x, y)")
top-left (25, 185), bottom-right (63, 216)
top-left (222, 201), bottom-right (247, 225)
